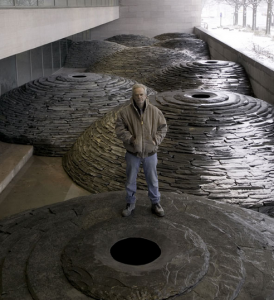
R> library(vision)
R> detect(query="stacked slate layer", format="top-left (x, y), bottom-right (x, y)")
top-left (0, 73), bottom-right (148, 156)
top-left (105, 34), bottom-right (158, 47)
top-left (86, 46), bottom-right (196, 83)
top-left (63, 104), bottom-right (127, 193)
top-left (63, 90), bottom-right (274, 210)
top-left (153, 38), bottom-right (210, 60)
top-left (154, 32), bottom-right (198, 40)
top-left (144, 60), bottom-right (253, 95)
top-left (1, 191), bottom-right (274, 299)
top-left (64, 40), bottom-right (127, 68)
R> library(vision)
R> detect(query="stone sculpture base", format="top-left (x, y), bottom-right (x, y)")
top-left (1, 191), bottom-right (274, 299)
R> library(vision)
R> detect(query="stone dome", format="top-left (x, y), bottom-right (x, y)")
top-left (64, 40), bottom-right (127, 68)
top-left (63, 90), bottom-right (274, 209)
top-left (0, 72), bottom-right (147, 156)
top-left (86, 46), bottom-right (196, 83)
top-left (154, 32), bottom-right (198, 40)
top-left (153, 38), bottom-right (210, 60)
top-left (105, 34), bottom-right (158, 47)
top-left (144, 60), bottom-right (253, 95)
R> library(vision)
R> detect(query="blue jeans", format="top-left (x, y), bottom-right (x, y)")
top-left (125, 152), bottom-right (160, 204)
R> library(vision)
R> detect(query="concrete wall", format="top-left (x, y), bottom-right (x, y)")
top-left (0, 6), bottom-right (119, 60)
top-left (88, 0), bottom-right (203, 40)
top-left (194, 27), bottom-right (274, 104)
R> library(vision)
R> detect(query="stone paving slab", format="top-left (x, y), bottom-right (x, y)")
top-left (1, 191), bottom-right (274, 299)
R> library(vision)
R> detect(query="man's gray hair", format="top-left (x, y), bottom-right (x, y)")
top-left (132, 84), bottom-right (147, 95)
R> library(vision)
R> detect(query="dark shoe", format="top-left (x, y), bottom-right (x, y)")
top-left (122, 203), bottom-right (135, 217)
top-left (151, 203), bottom-right (165, 217)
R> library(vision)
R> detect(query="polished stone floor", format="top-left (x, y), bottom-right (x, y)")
top-left (0, 155), bottom-right (90, 220)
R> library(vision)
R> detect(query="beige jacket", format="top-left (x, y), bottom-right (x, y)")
top-left (115, 98), bottom-right (167, 158)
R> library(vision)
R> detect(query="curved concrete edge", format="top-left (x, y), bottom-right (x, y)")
top-left (0, 142), bottom-right (33, 194)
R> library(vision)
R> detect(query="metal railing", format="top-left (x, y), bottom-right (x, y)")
top-left (0, 0), bottom-right (119, 7)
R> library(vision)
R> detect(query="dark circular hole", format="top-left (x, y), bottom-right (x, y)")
top-left (110, 238), bottom-right (161, 265)
top-left (72, 75), bottom-right (87, 78)
top-left (205, 61), bottom-right (218, 63)
top-left (192, 94), bottom-right (211, 98)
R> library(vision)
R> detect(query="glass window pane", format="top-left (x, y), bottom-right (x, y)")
top-left (38, 0), bottom-right (54, 6)
top-left (60, 39), bottom-right (68, 66)
top-left (0, 0), bottom-right (14, 6)
top-left (68, 0), bottom-right (76, 6)
top-left (76, 0), bottom-right (85, 6)
top-left (31, 47), bottom-right (43, 80)
top-left (55, 0), bottom-right (67, 7)
top-left (52, 41), bottom-right (61, 72)
top-left (17, 51), bottom-right (31, 87)
top-left (42, 43), bottom-right (53, 77)
top-left (0, 56), bottom-right (17, 96)
top-left (15, 0), bottom-right (38, 6)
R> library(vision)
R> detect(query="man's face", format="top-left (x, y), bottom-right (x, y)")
top-left (133, 88), bottom-right (146, 109)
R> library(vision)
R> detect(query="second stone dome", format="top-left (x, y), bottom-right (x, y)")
top-left (0, 73), bottom-right (150, 156)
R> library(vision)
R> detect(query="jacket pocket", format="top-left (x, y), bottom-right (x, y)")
top-left (132, 137), bottom-right (142, 154)
top-left (144, 135), bottom-right (156, 154)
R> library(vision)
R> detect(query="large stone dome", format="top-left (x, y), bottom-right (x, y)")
top-left (105, 34), bottom-right (158, 47)
top-left (144, 60), bottom-right (253, 95)
top-left (0, 72), bottom-right (148, 156)
top-left (86, 46), bottom-right (196, 82)
top-left (64, 40), bottom-right (127, 68)
top-left (63, 90), bottom-right (274, 209)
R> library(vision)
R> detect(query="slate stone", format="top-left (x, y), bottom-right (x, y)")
top-left (105, 34), bottom-right (158, 47)
top-left (1, 191), bottom-right (274, 299)
top-left (144, 60), bottom-right (253, 95)
top-left (154, 32), bottom-right (198, 40)
top-left (63, 90), bottom-right (274, 211)
top-left (64, 40), bottom-right (127, 69)
top-left (0, 73), bottom-right (154, 156)
top-left (153, 38), bottom-right (210, 60)
top-left (86, 47), bottom-right (196, 83)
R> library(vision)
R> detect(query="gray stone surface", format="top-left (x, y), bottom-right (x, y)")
top-left (64, 40), bottom-right (127, 68)
top-left (86, 46), bottom-right (196, 83)
top-left (63, 90), bottom-right (274, 212)
top-left (1, 191), bottom-right (274, 299)
top-left (153, 38), bottom-right (210, 60)
top-left (154, 32), bottom-right (198, 40)
top-left (105, 34), bottom-right (158, 47)
top-left (144, 60), bottom-right (253, 95)
top-left (0, 73), bottom-right (150, 156)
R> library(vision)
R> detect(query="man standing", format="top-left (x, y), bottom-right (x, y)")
top-left (115, 84), bottom-right (167, 217)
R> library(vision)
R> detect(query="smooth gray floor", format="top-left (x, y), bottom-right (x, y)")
top-left (0, 155), bottom-right (90, 220)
